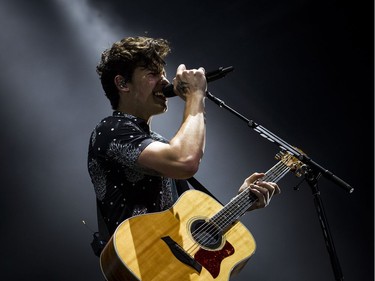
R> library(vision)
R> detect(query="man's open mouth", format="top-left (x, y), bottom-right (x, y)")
top-left (153, 92), bottom-right (166, 101)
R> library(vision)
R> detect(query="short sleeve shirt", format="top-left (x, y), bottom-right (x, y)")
top-left (87, 111), bottom-right (188, 235)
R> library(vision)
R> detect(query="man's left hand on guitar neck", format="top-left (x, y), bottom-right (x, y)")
top-left (238, 172), bottom-right (281, 211)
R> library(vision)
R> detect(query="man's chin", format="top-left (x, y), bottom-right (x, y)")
top-left (161, 105), bottom-right (168, 113)
top-left (154, 104), bottom-right (168, 115)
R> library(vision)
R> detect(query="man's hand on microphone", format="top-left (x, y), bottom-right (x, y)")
top-left (173, 64), bottom-right (207, 101)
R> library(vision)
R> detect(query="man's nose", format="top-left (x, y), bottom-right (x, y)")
top-left (160, 75), bottom-right (170, 85)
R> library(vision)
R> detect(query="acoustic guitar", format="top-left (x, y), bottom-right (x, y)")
top-left (100, 150), bottom-right (305, 281)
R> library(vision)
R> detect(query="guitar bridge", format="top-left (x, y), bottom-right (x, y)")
top-left (161, 236), bottom-right (202, 274)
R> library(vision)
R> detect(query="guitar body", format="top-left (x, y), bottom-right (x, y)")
top-left (100, 190), bottom-right (256, 281)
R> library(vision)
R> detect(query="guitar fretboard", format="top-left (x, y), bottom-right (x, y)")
top-left (210, 160), bottom-right (291, 232)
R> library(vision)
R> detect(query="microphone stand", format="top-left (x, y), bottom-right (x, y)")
top-left (205, 90), bottom-right (353, 281)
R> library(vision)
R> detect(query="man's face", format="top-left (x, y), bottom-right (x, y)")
top-left (127, 66), bottom-right (169, 120)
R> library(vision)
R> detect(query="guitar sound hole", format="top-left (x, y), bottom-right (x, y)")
top-left (190, 219), bottom-right (222, 250)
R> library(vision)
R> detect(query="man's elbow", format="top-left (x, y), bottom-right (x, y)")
top-left (176, 156), bottom-right (201, 179)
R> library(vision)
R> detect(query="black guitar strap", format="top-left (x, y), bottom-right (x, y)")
top-left (91, 200), bottom-right (110, 257)
top-left (187, 177), bottom-right (223, 205)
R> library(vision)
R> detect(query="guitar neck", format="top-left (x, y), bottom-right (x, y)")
top-left (210, 160), bottom-right (291, 232)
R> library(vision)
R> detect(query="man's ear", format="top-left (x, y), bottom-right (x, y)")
top-left (114, 75), bottom-right (129, 91)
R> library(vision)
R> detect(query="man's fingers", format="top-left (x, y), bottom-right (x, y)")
top-left (244, 172), bottom-right (265, 185)
top-left (176, 64), bottom-right (186, 75)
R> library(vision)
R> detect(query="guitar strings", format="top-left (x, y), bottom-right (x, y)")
top-left (183, 160), bottom-right (291, 256)
top-left (189, 161), bottom-right (288, 246)
top-left (213, 162), bottom-right (290, 231)
top-left (214, 161), bottom-right (289, 227)
top-left (183, 162), bottom-right (289, 256)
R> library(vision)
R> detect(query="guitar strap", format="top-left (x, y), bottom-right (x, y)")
top-left (91, 200), bottom-right (110, 257)
top-left (187, 177), bottom-right (223, 205)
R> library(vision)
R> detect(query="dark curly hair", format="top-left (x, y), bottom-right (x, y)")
top-left (96, 36), bottom-right (171, 109)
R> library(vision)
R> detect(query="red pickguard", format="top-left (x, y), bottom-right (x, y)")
top-left (194, 241), bottom-right (235, 278)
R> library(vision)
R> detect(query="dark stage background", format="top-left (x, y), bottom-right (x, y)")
top-left (1, 0), bottom-right (373, 280)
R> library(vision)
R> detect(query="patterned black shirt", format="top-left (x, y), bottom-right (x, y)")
top-left (87, 111), bottom-right (188, 236)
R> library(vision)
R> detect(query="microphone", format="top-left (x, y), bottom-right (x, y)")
top-left (162, 66), bottom-right (234, 98)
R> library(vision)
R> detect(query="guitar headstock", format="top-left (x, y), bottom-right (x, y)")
top-left (275, 149), bottom-right (307, 177)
